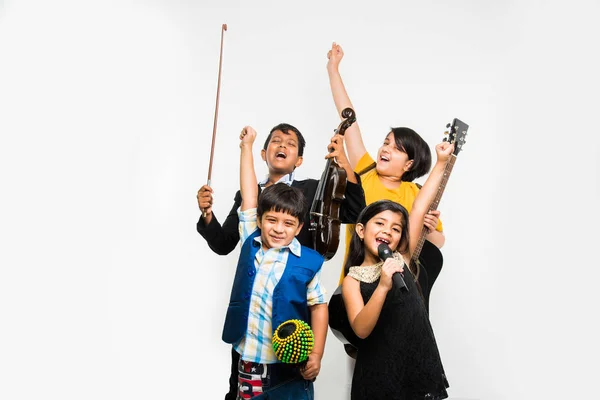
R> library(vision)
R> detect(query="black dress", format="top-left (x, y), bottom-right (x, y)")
top-left (351, 274), bottom-right (449, 400)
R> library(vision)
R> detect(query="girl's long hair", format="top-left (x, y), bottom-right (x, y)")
top-left (343, 200), bottom-right (410, 277)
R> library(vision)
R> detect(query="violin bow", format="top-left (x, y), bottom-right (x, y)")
top-left (204, 23), bottom-right (227, 218)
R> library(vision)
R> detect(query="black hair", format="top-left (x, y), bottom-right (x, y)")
top-left (263, 123), bottom-right (307, 156)
top-left (343, 200), bottom-right (410, 277)
top-left (257, 183), bottom-right (306, 222)
top-left (389, 127), bottom-right (432, 182)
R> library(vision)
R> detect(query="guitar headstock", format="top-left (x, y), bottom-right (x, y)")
top-left (443, 118), bottom-right (469, 156)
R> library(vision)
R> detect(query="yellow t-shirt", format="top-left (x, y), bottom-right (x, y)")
top-left (340, 152), bottom-right (443, 283)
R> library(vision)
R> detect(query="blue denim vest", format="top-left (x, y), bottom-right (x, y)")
top-left (222, 230), bottom-right (324, 344)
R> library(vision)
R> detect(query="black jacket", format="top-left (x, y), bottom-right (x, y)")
top-left (197, 176), bottom-right (366, 255)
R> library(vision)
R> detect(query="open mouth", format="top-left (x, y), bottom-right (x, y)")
top-left (380, 154), bottom-right (390, 162)
top-left (375, 237), bottom-right (390, 245)
top-left (275, 151), bottom-right (287, 159)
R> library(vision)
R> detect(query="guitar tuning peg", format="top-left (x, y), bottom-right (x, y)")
top-left (443, 137), bottom-right (448, 142)
top-left (446, 123), bottom-right (451, 129)
top-left (443, 131), bottom-right (449, 135)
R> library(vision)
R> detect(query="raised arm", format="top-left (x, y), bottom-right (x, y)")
top-left (239, 126), bottom-right (258, 211)
top-left (407, 142), bottom-right (454, 256)
top-left (327, 42), bottom-right (367, 169)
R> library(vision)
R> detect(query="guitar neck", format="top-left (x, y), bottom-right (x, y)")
top-left (411, 154), bottom-right (457, 262)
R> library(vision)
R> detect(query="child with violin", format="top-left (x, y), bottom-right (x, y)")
top-left (326, 42), bottom-right (445, 309)
top-left (222, 125), bottom-right (327, 399)
top-left (340, 140), bottom-right (454, 400)
top-left (197, 122), bottom-right (364, 254)
top-left (197, 123), bottom-right (365, 399)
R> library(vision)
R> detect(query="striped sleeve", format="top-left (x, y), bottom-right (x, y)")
top-left (238, 207), bottom-right (259, 244)
top-left (306, 269), bottom-right (327, 306)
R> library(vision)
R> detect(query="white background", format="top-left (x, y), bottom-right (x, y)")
top-left (1, 0), bottom-right (599, 399)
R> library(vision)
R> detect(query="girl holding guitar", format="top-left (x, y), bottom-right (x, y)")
top-left (339, 137), bottom-right (454, 399)
top-left (325, 42), bottom-right (446, 309)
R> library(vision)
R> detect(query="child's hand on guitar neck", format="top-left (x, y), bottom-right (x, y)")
top-left (423, 210), bottom-right (441, 234)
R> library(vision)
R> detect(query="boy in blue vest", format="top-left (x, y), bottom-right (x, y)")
top-left (222, 126), bottom-right (328, 399)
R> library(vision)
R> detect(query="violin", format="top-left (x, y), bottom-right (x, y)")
top-left (309, 107), bottom-right (356, 260)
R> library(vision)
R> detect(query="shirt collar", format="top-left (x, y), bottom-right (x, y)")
top-left (259, 171), bottom-right (296, 188)
top-left (252, 235), bottom-right (302, 257)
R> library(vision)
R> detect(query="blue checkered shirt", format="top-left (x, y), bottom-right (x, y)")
top-left (234, 208), bottom-right (326, 364)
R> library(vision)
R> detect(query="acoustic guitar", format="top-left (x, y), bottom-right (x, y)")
top-left (328, 118), bottom-right (469, 357)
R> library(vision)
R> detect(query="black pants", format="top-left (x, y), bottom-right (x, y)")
top-left (225, 347), bottom-right (240, 400)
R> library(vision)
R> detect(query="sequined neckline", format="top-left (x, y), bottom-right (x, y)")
top-left (347, 252), bottom-right (405, 283)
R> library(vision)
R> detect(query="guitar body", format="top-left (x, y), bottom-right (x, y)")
top-left (328, 284), bottom-right (361, 347)
top-left (417, 240), bottom-right (444, 311)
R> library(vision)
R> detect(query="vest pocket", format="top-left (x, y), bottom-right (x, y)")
top-left (293, 266), bottom-right (315, 277)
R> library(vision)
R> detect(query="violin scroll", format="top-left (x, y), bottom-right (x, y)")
top-left (335, 108), bottom-right (356, 137)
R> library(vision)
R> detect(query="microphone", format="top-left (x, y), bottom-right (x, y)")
top-left (377, 243), bottom-right (408, 292)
